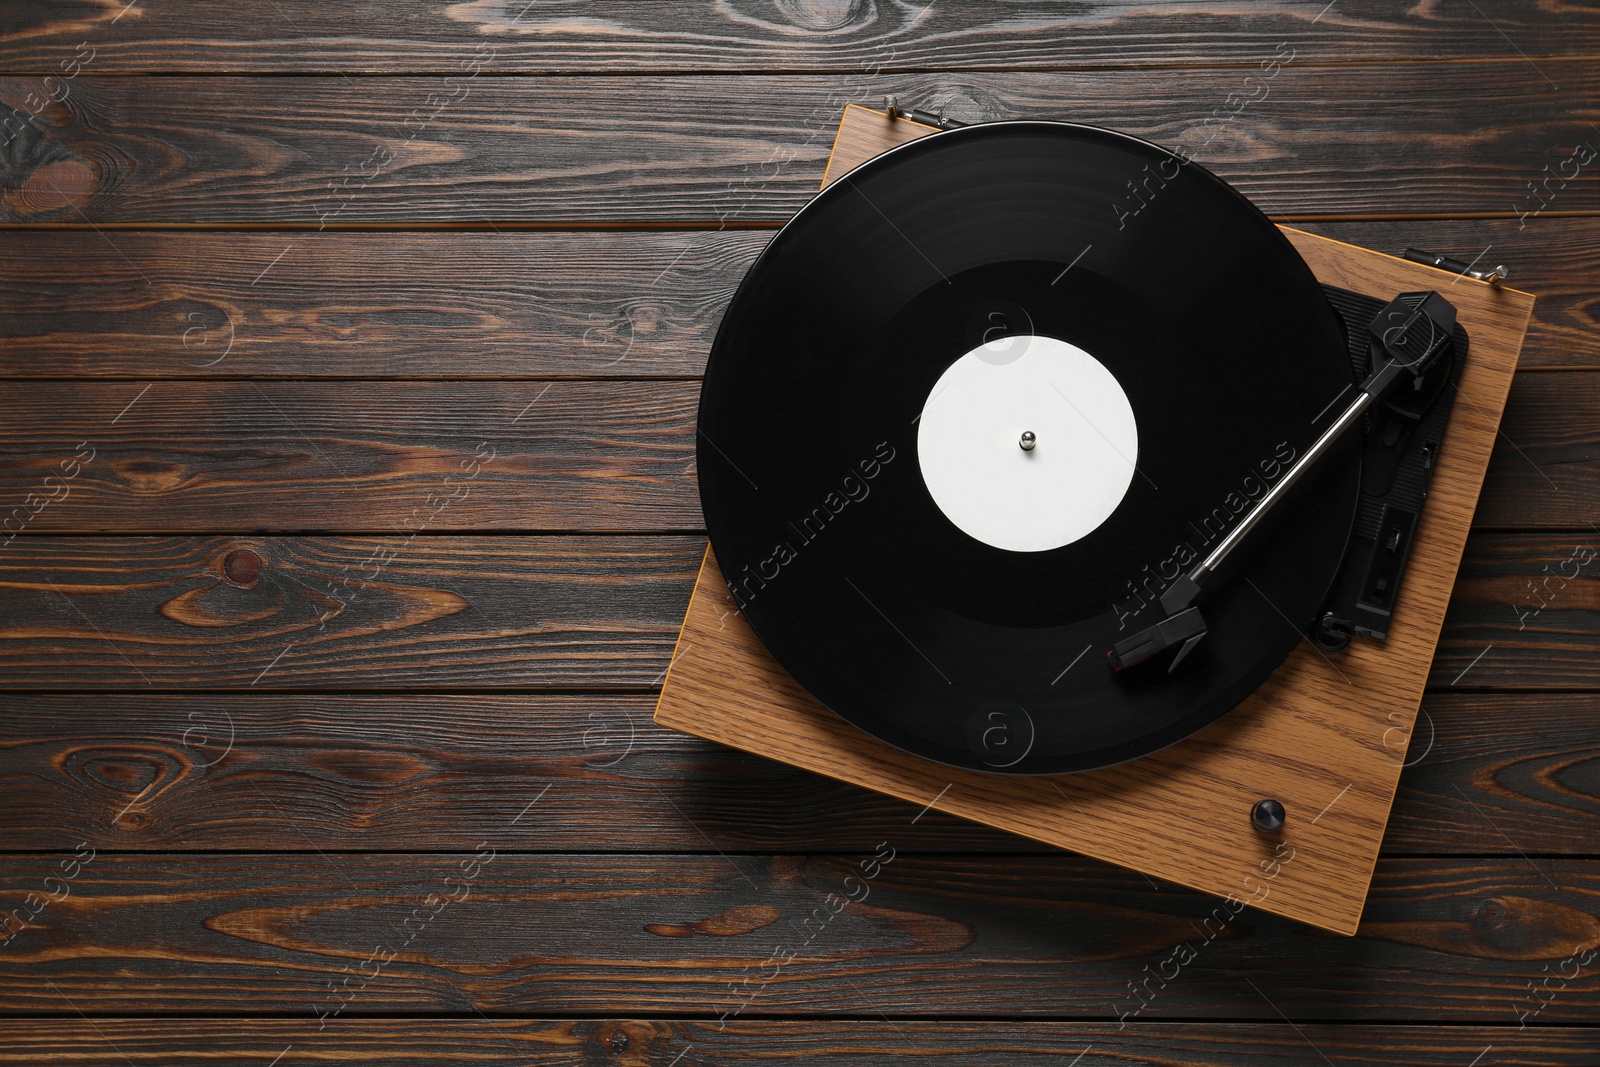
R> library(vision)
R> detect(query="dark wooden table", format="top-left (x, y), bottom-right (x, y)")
top-left (3, 4), bottom-right (1598, 1064)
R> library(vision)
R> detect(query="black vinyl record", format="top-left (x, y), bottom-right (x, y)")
top-left (698, 121), bottom-right (1359, 774)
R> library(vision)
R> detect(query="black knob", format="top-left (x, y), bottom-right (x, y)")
top-left (1251, 798), bottom-right (1286, 833)
top-left (1310, 612), bottom-right (1350, 653)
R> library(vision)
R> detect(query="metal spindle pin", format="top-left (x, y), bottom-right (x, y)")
top-left (1019, 431), bottom-right (1037, 452)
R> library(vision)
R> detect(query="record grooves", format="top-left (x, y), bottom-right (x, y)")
top-left (698, 122), bottom-right (1363, 774)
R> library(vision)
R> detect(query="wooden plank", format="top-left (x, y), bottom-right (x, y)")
top-left (3, 854), bottom-right (1599, 1020)
top-left (1391, 693), bottom-right (1600, 855)
top-left (0, 532), bottom-right (1593, 690)
top-left (0, 231), bottom-right (768, 379)
top-left (1477, 371), bottom-right (1600, 528)
top-left (0, 692), bottom-right (1593, 856)
top-left (3, 66), bottom-right (1598, 223)
top-left (1431, 532), bottom-right (1600, 689)
top-left (0, 373), bottom-right (1592, 532)
top-left (1, 220), bottom-right (1592, 380)
top-left (2, 1020), bottom-right (1597, 1067)
top-left (7, 1), bottom-right (1600, 73)
top-left (0, 381), bottom-right (700, 531)
top-left (0, 536), bottom-right (699, 688)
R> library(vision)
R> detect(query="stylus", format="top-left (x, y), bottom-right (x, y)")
top-left (1108, 290), bottom-right (1459, 672)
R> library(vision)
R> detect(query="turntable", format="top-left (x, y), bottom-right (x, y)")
top-left (656, 103), bottom-right (1535, 934)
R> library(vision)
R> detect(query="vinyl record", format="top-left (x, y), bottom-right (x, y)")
top-left (698, 121), bottom-right (1360, 774)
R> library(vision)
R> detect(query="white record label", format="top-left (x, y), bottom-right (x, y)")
top-left (916, 334), bottom-right (1139, 553)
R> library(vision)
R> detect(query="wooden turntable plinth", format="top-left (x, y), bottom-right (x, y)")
top-left (656, 104), bottom-right (1535, 935)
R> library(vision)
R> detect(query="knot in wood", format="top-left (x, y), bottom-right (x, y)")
top-left (222, 548), bottom-right (263, 585)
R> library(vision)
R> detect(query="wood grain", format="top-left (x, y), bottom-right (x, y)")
top-left (0, 536), bottom-right (699, 688)
top-left (1432, 532), bottom-right (1600, 689)
top-left (0, 231), bottom-right (765, 379)
top-left (4, 65), bottom-right (1598, 224)
top-left (1391, 692), bottom-right (1600, 855)
top-left (6, 1), bottom-right (1599, 73)
top-left (1477, 372), bottom-right (1600, 528)
top-left (2, 1019), bottom-right (1597, 1066)
top-left (3, 853), bottom-right (1599, 1020)
top-left (0, 692), bottom-right (1594, 856)
top-left (0, 381), bottom-right (699, 531)
top-left (0, 0), bottom-right (1593, 1048)
top-left (0, 532), bottom-right (1591, 690)
top-left (0, 219), bottom-right (1593, 380)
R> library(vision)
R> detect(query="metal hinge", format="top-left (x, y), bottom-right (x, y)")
top-left (1403, 248), bottom-right (1509, 286)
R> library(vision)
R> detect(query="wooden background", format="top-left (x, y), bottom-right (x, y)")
top-left (2, 2), bottom-right (1597, 1064)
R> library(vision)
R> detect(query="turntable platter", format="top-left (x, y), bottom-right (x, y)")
top-left (697, 122), bottom-right (1360, 774)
